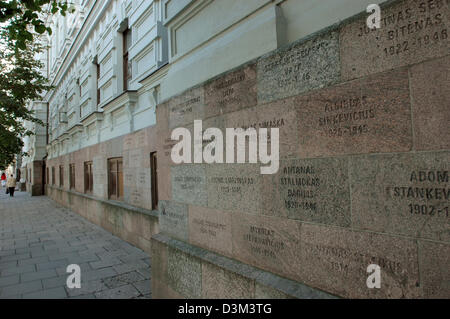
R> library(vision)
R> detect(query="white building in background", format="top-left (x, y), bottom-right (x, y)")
top-left (23, 0), bottom-right (169, 194)
top-left (46, 0), bottom-right (168, 158)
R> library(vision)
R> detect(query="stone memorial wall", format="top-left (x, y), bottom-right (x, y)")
top-left (46, 126), bottom-right (160, 254)
top-left (152, 0), bottom-right (450, 298)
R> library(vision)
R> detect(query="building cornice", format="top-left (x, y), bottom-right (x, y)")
top-left (81, 111), bottom-right (104, 127)
top-left (101, 90), bottom-right (138, 114)
top-left (46, 0), bottom-right (114, 101)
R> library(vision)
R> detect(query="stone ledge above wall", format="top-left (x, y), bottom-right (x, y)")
top-left (151, 233), bottom-right (338, 299)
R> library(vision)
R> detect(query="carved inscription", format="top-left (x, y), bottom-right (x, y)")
top-left (388, 170), bottom-right (449, 218)
top-left (303, 242), bottom-right (403, 278)
top-left (207, 165), bottom-right (260, 212)
top-left (209, 176), bottom-right (255, 196)
top-left (130, 189), bottom-right (142, 204)
top-left (350, 152), bottom-right (450, 242)
top-left (174, 175), bottom-right (204, 191)
top-left (189, 207), bottom-right (232, 256)
top-left (297, 69), bottom-right (412, 157)
top-left (169, 88), bottom-right (204, 128)
top-left (193, 218), bottom-right (227, 238)
top-left (159, 201), bottom-right (188, 241)
top-left (280, 166), bottom-right (319, 211)
top-left (163, 137), bottom-right (177, 159)
top-left (211, 74), bottom-right (245, 108)
top-left (258, 32), bottom-right (340, 103)
top-left (243, 225), bottom-right (285, 260)
top-left (205, 65), bottom-right (257, 117)
top-left (171, 96), bottom-right (200, 117)
top-left (266, 158), bottom-right (350, 227)
top-left (232, 214), bottom-right (300, 279)
top-left (137, 171), bottom-right (147, 187)
top-left (299, 224), bottom-right (420, 298)
top-left (358, 0), bottom-right (448, 56)
top-left (318, 96), bottom-right (374, 138)
top-left (341, 0), bottom-right (450, 79)
top-left (125, 172), bottom-right (134, 186)
top-left (172, 166), bottom-right (207, 206)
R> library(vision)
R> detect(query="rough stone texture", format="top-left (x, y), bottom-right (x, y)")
top-left (418, 240), bottom-right (450, 298)
top-left (201, 262), bottom-right (254, 298)
top-left (340, 0), bottom-right (450, 80)
top-left (350, 151), bottom-right (449, 242)
top-left (152, 278), bottom-right (185, 299)
top-left (152, 233), bottom-right (336, 299)
top-left (206, 164), bottom-right (261, 213)
top-left (151, 238), bottom-right (167, 286)
top-left (167, 247), bottom-right (202, 298)
top-left (410, 55), bottom-right (450, 151)
top-left (254, 283), bottom-right (294, 299)
top-left (188, 206), bottom-right (232, 257)
top-left (169, 86), bottom-right (205, 129)
top-left (258, 31), bottom-right (340, 103)
top-left (296, 68), bottom-right (413, 157)
top-left (298, 223), bottom-right (421, 299)
top-left (171, 165), bottom-right (208, 206)
top-left (231, 213), bottom-right (301, 280)
top-left (225, 97), bottom-right (299, 158)
top-left (158, 200), bottom-right (189, 242)
top-left (262, 157), bottom-right (351, 227)
top-left (205, 63), bottom-right (257, 118)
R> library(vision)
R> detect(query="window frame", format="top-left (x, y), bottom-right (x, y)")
top-left (108, 157), bottom-right (123, 201)
top-left (123, 28), bottom-right (132, 91)
top-left (84, 161), bottom-right (93, 194)
top-left (150, 152), bottom-right (158, 210)
top-left (69, 164), bottom-right (76, 190)
top-left (96, 63), bottom-right (101, 105)
top-left (59, 165), bottom-right (64, 187)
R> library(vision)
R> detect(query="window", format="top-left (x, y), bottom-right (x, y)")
top-left (59, 165), bottom-right (64, 187)
top-left (123, 29), bottom-right (132, 91)
top-left (150, 152), bottom-right (158, 210)
top-left (52, 167), bottom-right (55, 185)
top-left (69, 164), bottom-right (75, 190)
top-left (84, 161), bottom-right (93, 194)
top-left (46, 167), bottom-right (49, 184)
top-left (96, 63), bottom-right (101, 105)
top-left (108, 157), bottom-right (123, 201)
top-left (78, 78), bottom-right (82, 118)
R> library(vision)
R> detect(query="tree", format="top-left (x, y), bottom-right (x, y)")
top-left (0, 40), bottom-right (50, 169)
top-left (0, 1), bottom-right (69, 169)
top-left (1, 0), bottom-right (69, 50)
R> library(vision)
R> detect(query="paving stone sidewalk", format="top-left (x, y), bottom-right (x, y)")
top-left (0, 189), bottom-right (151, 299)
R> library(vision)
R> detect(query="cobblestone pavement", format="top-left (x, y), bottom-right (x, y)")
top-left (0, 189), bottom-right (151, 299)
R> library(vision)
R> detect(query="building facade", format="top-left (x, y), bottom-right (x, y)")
top-left (24, 0), bottom-right (450, 298)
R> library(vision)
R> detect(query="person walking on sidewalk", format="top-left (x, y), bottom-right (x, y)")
top-left (1, 172), bottom-right (6, 189)
top-left (6, 174), bottom-right (17, 197)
